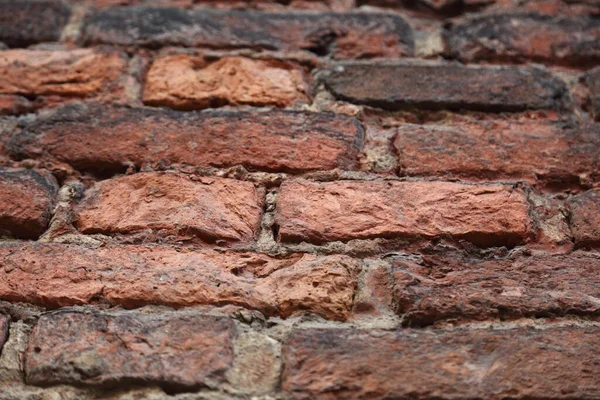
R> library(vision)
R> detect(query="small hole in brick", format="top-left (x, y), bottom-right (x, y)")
top-left (34, 346), bottom-right (41, 353)
top-left (312, 282), bottom-right (319, 288)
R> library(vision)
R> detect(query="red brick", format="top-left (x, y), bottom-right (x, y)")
top-left (74, 173), bottom-right (263, 245)
top-left (0, 242), bottom-right (359, 320)
top-left (0, 167), bottom-right (58, 239)
top-left (0, 314), bottom-right (8, 355)
top-left (0, 0), bottom-right (70, 47)
top-left (568, 189), bottom-right (600, 248)
top-left (391, 116), bottom-right (600, 185)
top-left (447, 14), bottom-right (600, 67)
top-left (10, 103), bottom-right (363, 174)
top-left (0, 48), bottom-right (127, 100)
top-left (584, 67), bottom-right (600, 121)
top-left (283, 326), bottom-right (600, 400)
top-left (88, 0), bottom-right (352, 11)
top-left (275, 180), bottom-right (533, 247)
top-left (324, 63), bottom-right (566, 112)
top-left (84, 8), bottom-right (414, 59)
top-left (26, 311), bottom-right (236, 390)
top-left (0, 95), bottom-right (34, 116)
top-left (393, 252), bottom-right (600, 326)
top-left (143, 55), bottom-right (310, 110)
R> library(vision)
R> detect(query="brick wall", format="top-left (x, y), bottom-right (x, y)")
top-left (0, 0), bottom-right (599, 399)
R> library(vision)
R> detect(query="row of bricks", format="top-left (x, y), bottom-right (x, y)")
top-left (0, 310), bottom-right (599, 398)
top-left (1, 242), bottom-right (600, 323)
top-left (1, 1), bottom-right (599, 64)
top-left (1, 48), bottom-right (600, 116)
top-left (1, 167), bottom-right (599, 246)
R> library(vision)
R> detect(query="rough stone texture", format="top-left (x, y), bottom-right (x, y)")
top-left (357, 0), bottom-right (495, 15)
top-left (568, 189), bottom-right (600, 248)
top-left (585, 67), bottom-right (600, 121)
top-left (0, 242), bottom-right (359, 320)
top-left (10, 103), bottom-right (363, 174)
top-left (0, 95), bottom-right (35, 116)
top-left (25, 311), bottom-right (236, 390)
top-left (393, 252), bottom-right (600, 326)
top-left (0, 0), bottom-right (70, 47)
top-left (392, 116), bottom-right (600, 185)
top-left (324, 63), bottom-right (566, 112)
top-left (75, 173), bottom-right (264, 245)
top-left (143, 55), bottom-right (310, 110)
top-left (0, 167), bottom-right (58, 239)
top-left (0, 48), bottom-right (128, 99)
top-left (87, 0), bottom-right (354, 9)
top-left (275, 180), bottom-right (532, 247)
top-left (283, 326), bottom-right (600, 400)
top-left (447, 14), bottom-right (600, 67)
top-left (84, 8), bottom-right (414, 59)
top-left (0, 314), bottom-right (7, 355)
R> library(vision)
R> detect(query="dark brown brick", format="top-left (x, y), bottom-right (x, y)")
top-left (393, 252), bottom-right (600, 326)
top-left (0, 95), bottom-right (34, 116)
top-left (0, 242), bottom-right (359, 320)
top-left (568, 189), bottom-right (600, 248)
top-left (584, 67), bottom-right (600, 121)
top-left (9, 103), bottom-right (363, 174)
top-left (283, 326), bottom-right (600, 400)
top-left (447, 13), bottom-right (600, 67)
top-left (0, 167), bottom-right (58, 239)
top-left (0, 0), bottom-right (70, 47)
top-left (26, 311), bottom-right (236, 390)
top-left (324, 63), bottom-right (566, 112)
top-left (275, 180), bottom-right (533, 247)
top-left (391, 116), bottom-right (600, 185)
top-left (84, 8), bottom-right (414, 59)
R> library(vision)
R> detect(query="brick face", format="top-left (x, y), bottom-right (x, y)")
top-left (585, 67), bottom-right (600, 121)
top-left (0, 0), bottom-right (70, 47)
top-left (26, 312), bottom-right (236, 389)
top-left (74, 173), bottom-right (264, 245)
top-left (447, 14), bottom-right (600, 66)
top-left (275, 180), bottom-right (532, 247)
top-left (392, 117), bottom-right (600, 185)
top-left (394, 252), bottom-right (600, 326)
top-left (283, 326), bottom-right (600, 400)
top-left (568, 189), bottom-right (600, 248)
top-left (143, 55), bottom-right (310, 110)
top-left (10, 103), bottom-right (363, 174)
top-left (84, 8), bottom-right (414, 58)
top-left (0, 48), bottom-right (127, 100)
top-left (0, 167), bottom-right (58, 239)
top-left (0, 242), bottom-right (359, 320)
top-left (324, 64), bottom-right (566, 112)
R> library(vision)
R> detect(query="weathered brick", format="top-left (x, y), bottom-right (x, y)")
top-left (88, 0), bottom-right (352, 11)
top-left (10, 103), bottom-right (362, 174)
top-left (75, 173), bottom-right (263, 245)
top-left (0, 95), bottom-right (34, 116)
top-left (275, 180), bottom-right (532, 247)
top-left (143, 55), bottom-right (310, 110)
top-left (391, 116), bottom-right (600, 185)
top-left (26, 311), bottom-right (236, 389)
top-left (568, 189), bottom-right (600, 248)
top-left (324, 63), bottom-right (566, 112)
top-left (85, 8), bottom-right (414, 59)
top-left (585, 67), bottom-right (600, 121)
top-left (0, 0), bottom-right (70, 47)
top-left (393, 252), bottom-right (600, 326)
top-left (357, 0), bottom-right (494, 15)
top-left (0, 48), bottom-right (127, 99)
top-left (283, 326), bottom-right (600, 400)
top-left (0, 242), bottom-right (359, 320)
top-left (0, 313), bottom-right (8, 354)
top-left (0, 167), bottom-right (58, 239)
top-left (447, 14), bottom-right (600, 66)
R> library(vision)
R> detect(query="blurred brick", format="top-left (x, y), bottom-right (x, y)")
top-left (568, 189), bottom-right (600, 248)
top-left (0, 0), bottom-right (70, 47)
top-left (325, 63), bottom-right (566, 112)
